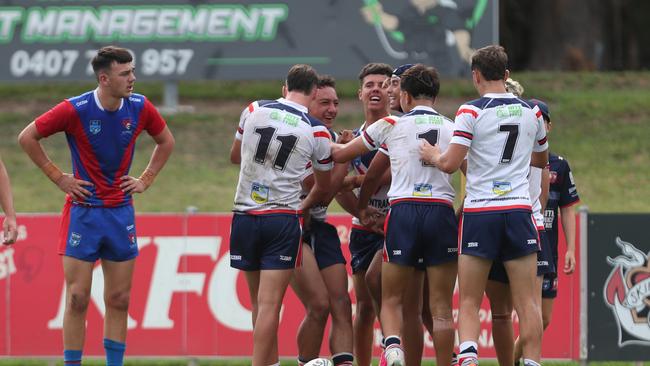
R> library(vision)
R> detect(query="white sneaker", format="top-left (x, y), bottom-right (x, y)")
top-left (384, 344), bottom-right (405, 366)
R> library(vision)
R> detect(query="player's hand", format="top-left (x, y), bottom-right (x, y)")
top-left (419, 141), bottom-right (440, 165)
top-left (564, 249), bottom-right (576, 274)
top-left (371, 213), bottom-right (386, 235)
top-left (120, 175), bottom-right (148, 194)
top-left (56, 174), bottom-right (94, 201)
top-left (358, 206), bottom-right (380, 227)
top-left (337, 130), bottom-right (355, 144)
top-left (2, 216), bottom-right (17, 245)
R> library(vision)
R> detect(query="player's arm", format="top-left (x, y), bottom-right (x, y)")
top-left (120, 126), bottom-right (175, 194)
top-left (531, 150), bottom-right (549, 169)
top-left (540, 166), bottom-right (550, 212)
top-left (420, 142), bottom-right (468, 174)
top-left (230, 139), bottom-right (242, 164)
top-left (335, 191), bottom-right (360, 218)
top-left (18, 122), bottom-right (94, 201)
top-left (357, 151), bottom-right (390, 226)
top-left (301, 168), bottom-right (331, 212)
top-left (560, 204), bottom-right (577, 274)
top-left (0, 157), bottom-right (17, 245)
top-left (331, 136), bottom-right (371, 163)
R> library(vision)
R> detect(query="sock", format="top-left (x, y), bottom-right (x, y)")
top-left (384, 335), bottom-right (401, 347)
top-left (103, 338), bottom-right (126, 366)
top-left (64, 349), bottom-right (82, 365)
top-left (298, 356), bottom-right (310, 366)
top-left (523, 359), bottom-right (540, 366)
top-left (459, 341), bottom-right (478, 357)
top-left (332, 352), bottom-right (354, 366)
top-left (381, 337), bottom-right (387, 349)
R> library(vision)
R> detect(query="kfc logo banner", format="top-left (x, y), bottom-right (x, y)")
top-left (588, 214), bottom-right (650, 361)
top-left (0, 213), bottom-right (580, 359)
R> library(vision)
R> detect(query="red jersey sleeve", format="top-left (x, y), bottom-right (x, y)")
top-left (141, 98), bottom-right (167, 136)
top-left (34, 100), bottom-right (76, 137)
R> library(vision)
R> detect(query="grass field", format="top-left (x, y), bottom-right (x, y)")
top-left (1, 72), bottom-right (649, 213)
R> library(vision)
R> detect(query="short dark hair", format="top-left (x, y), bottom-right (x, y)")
top-left (471, 45), bottom-right (508, 81)
top-left (286, 64), bottom-right (318, 94)
top-left (91, 46), bottom-right (133, 76)
top-left (358, 63), bottom-right (392, 84)
top-left (317, 75), bottom-right (336, 89)
top-left (400, 64), bottom-right (440, 100)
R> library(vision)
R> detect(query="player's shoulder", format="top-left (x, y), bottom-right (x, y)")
top-left (246, 99), bottom-right (275, 113)
top-left (550, 153), bottom-right (571, 168)
top-left (66, 90), bottom-right (95, 111)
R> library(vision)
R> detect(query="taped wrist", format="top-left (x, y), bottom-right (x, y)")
top-left (41, 161), bottom-right (63, 184)
top-left (138, 168), bottom-right (157, 188)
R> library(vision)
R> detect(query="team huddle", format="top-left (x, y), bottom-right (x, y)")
top-left (0, 44), bottom-right (580, 366)
top-left (229, 45), bottom-right (580, 366)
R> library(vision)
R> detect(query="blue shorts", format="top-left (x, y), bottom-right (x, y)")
top-left (488, 229), bottom-right (555, 283)
top-left (384, 201), bottom-right (458, 267)
top-left (349, 227), bottom-right (383, 274)
top-left (229, 213), bottom-right (302, 271)
top-left (303, 220), bottom-right (346, 269)
top-left (459, 210), bottom-right (539, 261)
top-left (58, 202), bottom-right (138, 262)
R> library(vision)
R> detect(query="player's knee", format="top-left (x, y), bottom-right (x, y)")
top-left (306, 297), bottom-right (330, 322)
top-left (105, 290), bottom-right (131, 312)
top-left (355, 300), bottom-right (375, 320)
top-left (330, 293), bottom-right (352, 316)
top-left (67, 291), bottom-right (90, 314)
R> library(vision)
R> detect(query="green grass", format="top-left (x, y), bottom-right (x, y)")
top-left (1, 72), bottom-right (649, 213)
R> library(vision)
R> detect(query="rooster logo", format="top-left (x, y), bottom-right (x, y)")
top-left (603, 237), bottom-right (650, 346)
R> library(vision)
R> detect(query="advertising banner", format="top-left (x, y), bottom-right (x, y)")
top-left (0, 0), bottom-right (497, 81)
top-left (586, 214), bottom-right (650, 361)
top-left (0, 211), bottom-right (577, 359)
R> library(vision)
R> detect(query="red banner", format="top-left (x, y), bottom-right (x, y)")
top-left (0, 213), bottom-right (580, 359)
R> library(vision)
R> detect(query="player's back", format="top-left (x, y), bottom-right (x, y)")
top-left (453, 93), bottom-right (547, 211)
top-left (375, 106), bottom-right (455, 204)
top-left (233, 99), bottom-right (330, 213)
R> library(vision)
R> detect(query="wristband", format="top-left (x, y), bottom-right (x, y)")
top-left (138, 168), bottom-right (157, 188)
top-left (41, 161), bottom-right (64, 184)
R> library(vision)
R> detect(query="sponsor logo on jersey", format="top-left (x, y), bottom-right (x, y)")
top-left (89, 120), bottom-right (101, 135)
top-left (251, 182), bottom-right (269, 204)
top-left (129, 97), bottom-right (142, 103)
top-left (604, 237), bottom-right (650, 346)
top-left (496, 105), bottom-right (522, 118)
top-left (69, 232), bottom-right (82, 247)
top-left (492, 181), bottom-right (512, 196)
top-left (527, 239), bottom-right (538, 245)
top-left (413, 183), bottom-right (433, 197)
top-left (467, 242), bottom-right (478, 248)
top-left (279, 255), bottom-right (292, 262)
top-left (415, 115), bottom-right (443, 125)
top-left (75, 100), bottom-right (88, 107)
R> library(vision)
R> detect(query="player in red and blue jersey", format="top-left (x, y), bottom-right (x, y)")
top-left (18, 46), bottom-right (175, 366)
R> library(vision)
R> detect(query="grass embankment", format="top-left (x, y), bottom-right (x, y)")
top-left (0, 72), bottom-right (648, 213)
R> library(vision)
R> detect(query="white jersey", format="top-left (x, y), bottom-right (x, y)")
top-left (362, 106), bottom-right (455, 205)
top-left (451, 93), bottom-right (548, 212)
top-left (233, 98), bottom-right (333, 213)
top-left (528, 166), bottom-right (544, 229)
top-left (349, 121), bottom-right (390, 227)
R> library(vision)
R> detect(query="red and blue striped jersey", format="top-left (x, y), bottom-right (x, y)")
top-left (35, 89), bottom-right (166, 207)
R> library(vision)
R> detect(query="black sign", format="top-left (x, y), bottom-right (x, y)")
top-left (0, 0), bottom-right (497, 81)
top-left (587, 214), bottom-right (650, 361)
